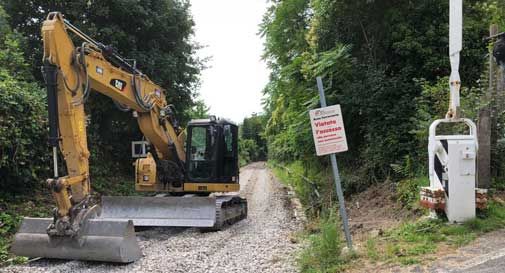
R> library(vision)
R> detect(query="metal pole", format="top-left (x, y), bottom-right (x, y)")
top-left (316, 76), bottom-right (353, 250)
top-left (316, 77), bottom-right (327, 106)
top-left (52, 147), bottom-right (59, 178)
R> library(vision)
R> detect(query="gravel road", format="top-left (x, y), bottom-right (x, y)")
top-left (2, 162), bottom-right (302, 273)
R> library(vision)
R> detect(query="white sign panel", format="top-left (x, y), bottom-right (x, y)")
top-left (309, 105), bottom-right (348, 156)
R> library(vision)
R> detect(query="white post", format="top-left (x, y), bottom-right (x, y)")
top-left (448, 0), bottom-right (463, 119)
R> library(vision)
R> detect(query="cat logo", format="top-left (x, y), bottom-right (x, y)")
top-left (95, 66), bottom-right (104, 75)
top-left (110, 79), bottom-right (126, 91)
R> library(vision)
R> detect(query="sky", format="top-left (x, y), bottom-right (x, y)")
top-left (190, 0), bottom-right (270, 123)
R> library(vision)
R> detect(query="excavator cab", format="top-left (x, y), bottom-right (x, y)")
top-left (186, 118), bottom-right (239, 184)
top-left (132, 117), bottom-right (240, 193)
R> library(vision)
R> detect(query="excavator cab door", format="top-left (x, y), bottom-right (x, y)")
top-left (187, 124), bottom-right (218, 180)
top-left (186, 119), bottom-right (238, 183)
top-left (220, 123), bottom-right (239, 182)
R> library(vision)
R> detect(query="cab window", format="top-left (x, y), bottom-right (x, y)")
top-left (222, 124), bottom-right (237, 177)
top-left (188, 126), bottom-right (216, 180)
top-left (190, 127), bottom-right (208, 160)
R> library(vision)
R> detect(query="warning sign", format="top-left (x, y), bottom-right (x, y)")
top-left (309, 105), bottom-right (348, 156)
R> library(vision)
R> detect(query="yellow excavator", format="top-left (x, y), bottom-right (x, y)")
top-left (11, 12), bottom-right (247, 263)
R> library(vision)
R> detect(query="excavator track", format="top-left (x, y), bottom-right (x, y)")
top-left (205, 195), bottom-right (248, 231)
top-left (99, 195), bottom-right (247, 229)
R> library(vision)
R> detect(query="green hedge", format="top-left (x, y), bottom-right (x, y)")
top-left (0, 5), bottom-right (48, 193)
top-left (0, 72), bottom-right (48, 193)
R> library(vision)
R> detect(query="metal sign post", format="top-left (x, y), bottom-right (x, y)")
top-left (313, 76), bottom-right (353, 250)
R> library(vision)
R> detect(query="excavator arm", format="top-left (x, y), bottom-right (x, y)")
top-left (41, 12), bottom-right (185, 230)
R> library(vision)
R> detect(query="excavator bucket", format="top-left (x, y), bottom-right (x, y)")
top-left (100, 196), bottom-right (217, 227)
top-left (11, 217), bottom-right (142, 263)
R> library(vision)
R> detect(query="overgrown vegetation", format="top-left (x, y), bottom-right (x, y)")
top-left (395, 177), bottom-right (430, 211)
top-left (239, 114), bottom-right (267, 166)
top-left (274, 161), bottom-right (505, 270)
top-left (261, 0), bottom-right (498, 193)
top-left (364, 202), bottom-right (505, 266)
top-left (0, 193), bottom-right (51, 265)
top-left (261, 1), bottom-right (505, 271)
top-left (0, 6), bottom-right (48, 193)
top-left (298, 214), bottom-right (349, 273)
top-left (1, 0), bottom-right (505, 270)
top-left (271, 161), bottom-right (329, 217)
top-left (272, 162), bottom-right (356, 272)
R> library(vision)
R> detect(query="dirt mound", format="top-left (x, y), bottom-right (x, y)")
top-left (346, 182), bottom-right (418, 241)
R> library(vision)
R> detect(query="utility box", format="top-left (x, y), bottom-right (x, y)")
top-left (441, 137), bottom-right (476, 222)
top-left (421, 118), bottom-right (480, 223)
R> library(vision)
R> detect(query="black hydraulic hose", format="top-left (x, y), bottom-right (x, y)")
top-left (113, 100), bottom-right (131, 112)
top-left (61, 52), bottom-right (80, 95)
top-left (70, 42), bottom-right (91, 106)
top-left (42, 61), bottom-right (59, 148)
top-left (65, 19), bottom-right (139, 75)
top-left (79, 42), bottom-right (90, 103)
top-left (132, 73), bottom-right (153, 111)
top-left (63, 19), bottom-right (153, 111)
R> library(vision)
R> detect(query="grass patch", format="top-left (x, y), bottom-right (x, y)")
top-left (270, 161), bottom-right (315, 209)
top-left (270, 162), bottom-right (356, 272)
top-left (364, 201), bottom-right (505, 266)
top-left (269, 161), bottom-right (331, 217)
top-left (396, 176), bottom-right (429, 210)
top-left (271, 165), bottom-right (505, 270)
top-left (0, 212), bottom-right (22, 264)
top-left (366, 239), bottom-right (379, 261)
top-left (298, 214), bottom-right (351, 273)
top-left (0, 193), bottom-right (51, 266)
top-left (92, 175), bottom-right (139, 196)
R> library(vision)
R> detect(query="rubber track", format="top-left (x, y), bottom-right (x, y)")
top-left (206, 196), bottom-right (247, 231)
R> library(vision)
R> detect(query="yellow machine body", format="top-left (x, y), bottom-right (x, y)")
top-left (39, 12), bottom-right (239, 204)
top-left (11, 12), bottom-right (246, 263)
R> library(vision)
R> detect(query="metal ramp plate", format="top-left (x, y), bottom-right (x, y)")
top-left (100, 196), bottom-right (217, 227)
top-left (11, 217), bottom-right (142, 263)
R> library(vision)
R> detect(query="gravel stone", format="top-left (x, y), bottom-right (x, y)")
top-left (2, 162), bottom-right (302, 273)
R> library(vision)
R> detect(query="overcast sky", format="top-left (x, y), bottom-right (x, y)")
top-left (190, 0), bottom-right (269, 123)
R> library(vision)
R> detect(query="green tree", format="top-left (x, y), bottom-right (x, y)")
top-left (0, 5), bottom-right (48, 193)
top-left (261, 0), bottom-right (493, 191)
top-left (240, 113), bottom-right (267, 162)
top-left (239, 139), bottom-right (258, 166)
top-left (3, 0), bottom-right (202, 178)
top-left (185, 98), bottom-right (210, 120)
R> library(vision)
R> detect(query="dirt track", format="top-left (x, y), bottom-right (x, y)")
top-left (2, 162), bottom-right (302, 273)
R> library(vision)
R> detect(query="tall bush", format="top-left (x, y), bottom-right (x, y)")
top-left (0, 6), bottom-right (48, 193)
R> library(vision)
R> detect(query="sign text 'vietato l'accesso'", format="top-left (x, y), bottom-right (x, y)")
top-left (309, 105), bottom-right (348, 156)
